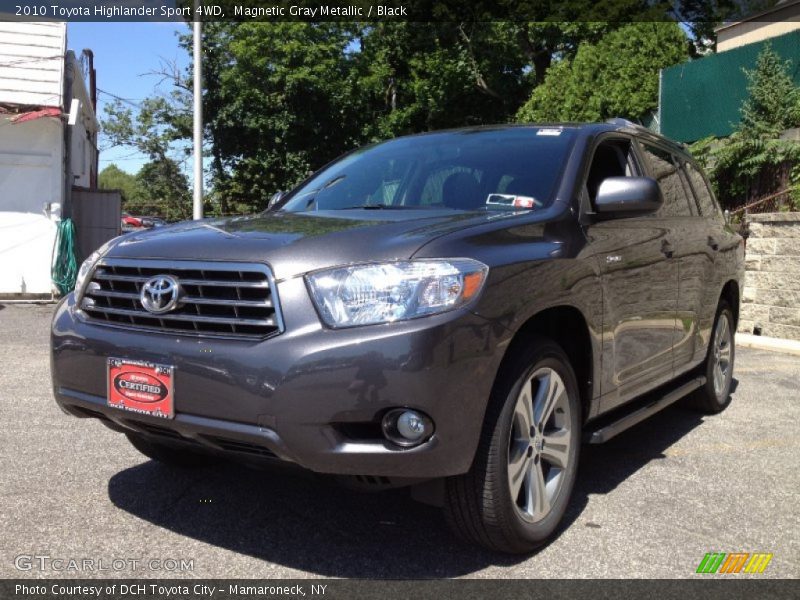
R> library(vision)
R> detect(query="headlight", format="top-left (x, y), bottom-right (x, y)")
top-left (74, 238), bottom-right (117, 298)
top-left (306, 259), bottom-right (488, 328)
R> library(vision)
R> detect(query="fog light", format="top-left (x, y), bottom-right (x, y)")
top-left (382, 409), bottom-right (434, 447)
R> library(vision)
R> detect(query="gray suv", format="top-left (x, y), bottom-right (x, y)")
top-left (51, 121), bottom-right (744, 553)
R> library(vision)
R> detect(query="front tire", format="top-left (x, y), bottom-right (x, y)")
top-left (444, 336), bottom-right (581, 553)
top-left (691, 302), bottom-right (735, 414)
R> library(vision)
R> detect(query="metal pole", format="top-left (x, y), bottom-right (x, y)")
top-left (192, 6), bottom-right (203, 220)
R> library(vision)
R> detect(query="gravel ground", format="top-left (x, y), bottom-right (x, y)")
top-left (0, 303), bottom-right (797, 579)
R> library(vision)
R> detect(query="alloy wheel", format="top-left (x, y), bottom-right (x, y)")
top-left (712, 313), bottom-right (733, 397)
top-left (507, 367), bottom-right (572, 523)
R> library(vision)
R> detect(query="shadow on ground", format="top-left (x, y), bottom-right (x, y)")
top-left (108, 386), bottom-right (734, 577)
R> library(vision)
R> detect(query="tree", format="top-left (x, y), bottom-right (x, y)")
top-left (516, 22), bottom-right (688, 123)
top-left (136, 159), bottom-right (192, 221)
top-left (739, 44), bottom-right (800, 136)
top-left (354, 22), bottom-right (529, 141)
top-left (98, 162), bottom-right (191, 220)
top-left (98, 164), bottom-right (144, 205)
top-left (101, 16), bottom-right (724, 215)
top-left (198, 22), bottom-right (363, 213)
top-left (199, 22), bottom-right (531, 211)
top-left (691, 44), bottom-right (800, 209)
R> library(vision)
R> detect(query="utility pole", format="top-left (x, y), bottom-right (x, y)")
top-left (192, 2), bottom-right (203, 220)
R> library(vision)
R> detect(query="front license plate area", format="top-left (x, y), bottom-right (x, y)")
top-left (107, 358), bottom-right (175, 419)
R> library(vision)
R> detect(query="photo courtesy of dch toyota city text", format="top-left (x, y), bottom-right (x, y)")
top-left (0, 1), bottom-right (798, 599)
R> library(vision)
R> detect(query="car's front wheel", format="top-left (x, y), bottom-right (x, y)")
top-left (444, 336), bottom-right (581, 553)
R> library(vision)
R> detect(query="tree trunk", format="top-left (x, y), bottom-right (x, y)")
top-left (533, 52), bottom-right (552, 85)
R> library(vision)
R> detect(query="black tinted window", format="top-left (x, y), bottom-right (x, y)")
top-left (683, 161), bottom-right (719, 217)
top-left (640, 144), bottom-right (692, 218)
top-left (280, 128), bottom-right (576, 212)
top-left (586, 139), bottom-right (637, 202)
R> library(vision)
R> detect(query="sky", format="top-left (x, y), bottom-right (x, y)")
top-left (68, 22), bottom-right (190, 175)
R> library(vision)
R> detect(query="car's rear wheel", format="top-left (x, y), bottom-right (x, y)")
top-left (690, 302), bottom-right (735, 414)
top-left (443, 336), bottom-right (581, 553)
top-left (126, 432), bottom-right (209, 468)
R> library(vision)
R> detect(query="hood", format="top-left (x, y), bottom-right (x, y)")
top-left (106, 209), bottom-right (527, 280)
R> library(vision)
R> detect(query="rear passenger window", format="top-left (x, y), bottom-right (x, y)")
top-left (640, 144), bottom-right (693, 217)
top-left (683, 161), bottom-right (719, 217)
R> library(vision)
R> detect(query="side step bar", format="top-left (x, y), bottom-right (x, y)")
top-left (585, 376), bottom-right (706, 444)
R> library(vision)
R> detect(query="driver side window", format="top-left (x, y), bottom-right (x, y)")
top-left (586, 139), bottom-right (638, 204)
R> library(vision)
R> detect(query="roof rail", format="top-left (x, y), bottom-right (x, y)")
top-left (606, 117), bottom-right (689, 148)
top-left (606, 117), bottom-right (646, 129)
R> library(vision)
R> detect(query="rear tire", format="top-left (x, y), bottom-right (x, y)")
top-left (126, 432), bottom-right (208, 468)
top-left (443, 336), bottom-right (581, 554)
top-left (690, 302), bottom-right (735, 414)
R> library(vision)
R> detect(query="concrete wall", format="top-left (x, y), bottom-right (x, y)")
top-left (0, 21), bottom-right (99, 296)
top-left (0, 115), bottom-right (64, 213)
top-left (0, 116), bottom-right (64, 294)
top-left (739, 212), bottom-right (800, 341)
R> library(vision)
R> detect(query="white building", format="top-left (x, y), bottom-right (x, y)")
top-left (0, 21), bottom-right (98, 296)
top-left (715, 0), bottom-right (800, 53)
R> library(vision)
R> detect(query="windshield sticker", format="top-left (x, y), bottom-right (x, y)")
top-left (486, 194), bottom-right (538, 209)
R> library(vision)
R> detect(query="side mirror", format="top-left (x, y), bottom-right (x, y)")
top-left (595, 177), bottom-right (662, 215)
top-left (268, 190), bottom-right (286, 209)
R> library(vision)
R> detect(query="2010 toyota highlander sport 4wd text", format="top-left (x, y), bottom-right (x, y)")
top-left (51, 120), bottom-right (744, 553)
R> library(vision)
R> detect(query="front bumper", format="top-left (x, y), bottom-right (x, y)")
top-left (51, 277), bottom-right (507, 478)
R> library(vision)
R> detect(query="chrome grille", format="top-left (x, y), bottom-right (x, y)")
top-left (79, 259), bottom-right (283, 339)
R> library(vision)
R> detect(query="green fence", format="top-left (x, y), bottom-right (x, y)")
top-left (660, 30), bottom-right (800, 143)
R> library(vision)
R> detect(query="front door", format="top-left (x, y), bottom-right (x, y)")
top-left (579, 137), bottom-right (681, 411)
top-left (586, 217), bottom-right (680, 408)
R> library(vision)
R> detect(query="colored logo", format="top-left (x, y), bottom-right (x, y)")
top-left (696, 552), bottom-right (773, 574)
top-left (113, 371), bottom-right (169, 403)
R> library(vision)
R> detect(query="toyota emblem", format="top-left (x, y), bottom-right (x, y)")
top-left (140, 275), bottom-right (181, 314)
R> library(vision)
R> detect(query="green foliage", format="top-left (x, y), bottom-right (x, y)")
top-left (136, 160), bottom-right (192, 222)
top-left (516, 22), bottom-right (688, 123)
top-left (102, 16), bottom-right (736, 215)
top-left (98, 164), bottom-right (143, 205)
top-left (200, 22), bottom-right (363, 213)
top-left (739, 45), bottom-right (800, 136)
top-left (690, 44), bottom-right (800, 210)
top-left (103, 95), bottom-right (191, 161)
top-left (98, 161), bottom-right (191, 222)
top-left (105, 21), bottom-right (645, 214)
top-left (355, 23), bottom-right (529, 138)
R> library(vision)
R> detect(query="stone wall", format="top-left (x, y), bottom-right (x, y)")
top-left (739, 212), bottom-right (800, 340)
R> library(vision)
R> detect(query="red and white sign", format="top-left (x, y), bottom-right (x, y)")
top-left (107, 358), bottom-right (174, 419)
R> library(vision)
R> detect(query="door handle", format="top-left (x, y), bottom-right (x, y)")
top-left (661, 239), bottom-right (674, 259)
top-left (707, 236), bottom-right (720, 251)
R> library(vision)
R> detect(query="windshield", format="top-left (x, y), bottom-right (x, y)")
top-left (279, 127), bottom-right (576, 213)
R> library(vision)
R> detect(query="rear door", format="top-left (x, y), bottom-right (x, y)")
top-left (675, 157), bottom-right (728, 370)
top-left (637, 143), bottom-right (706, 379)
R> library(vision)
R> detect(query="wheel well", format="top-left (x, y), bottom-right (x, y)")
top-left (500, 306), bottom-right (593, 421)
top-left (720, 280), bottom-right (740, 326)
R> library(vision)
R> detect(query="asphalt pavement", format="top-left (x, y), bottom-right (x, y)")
top-left (0, 303), bottom-right (797, 579)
